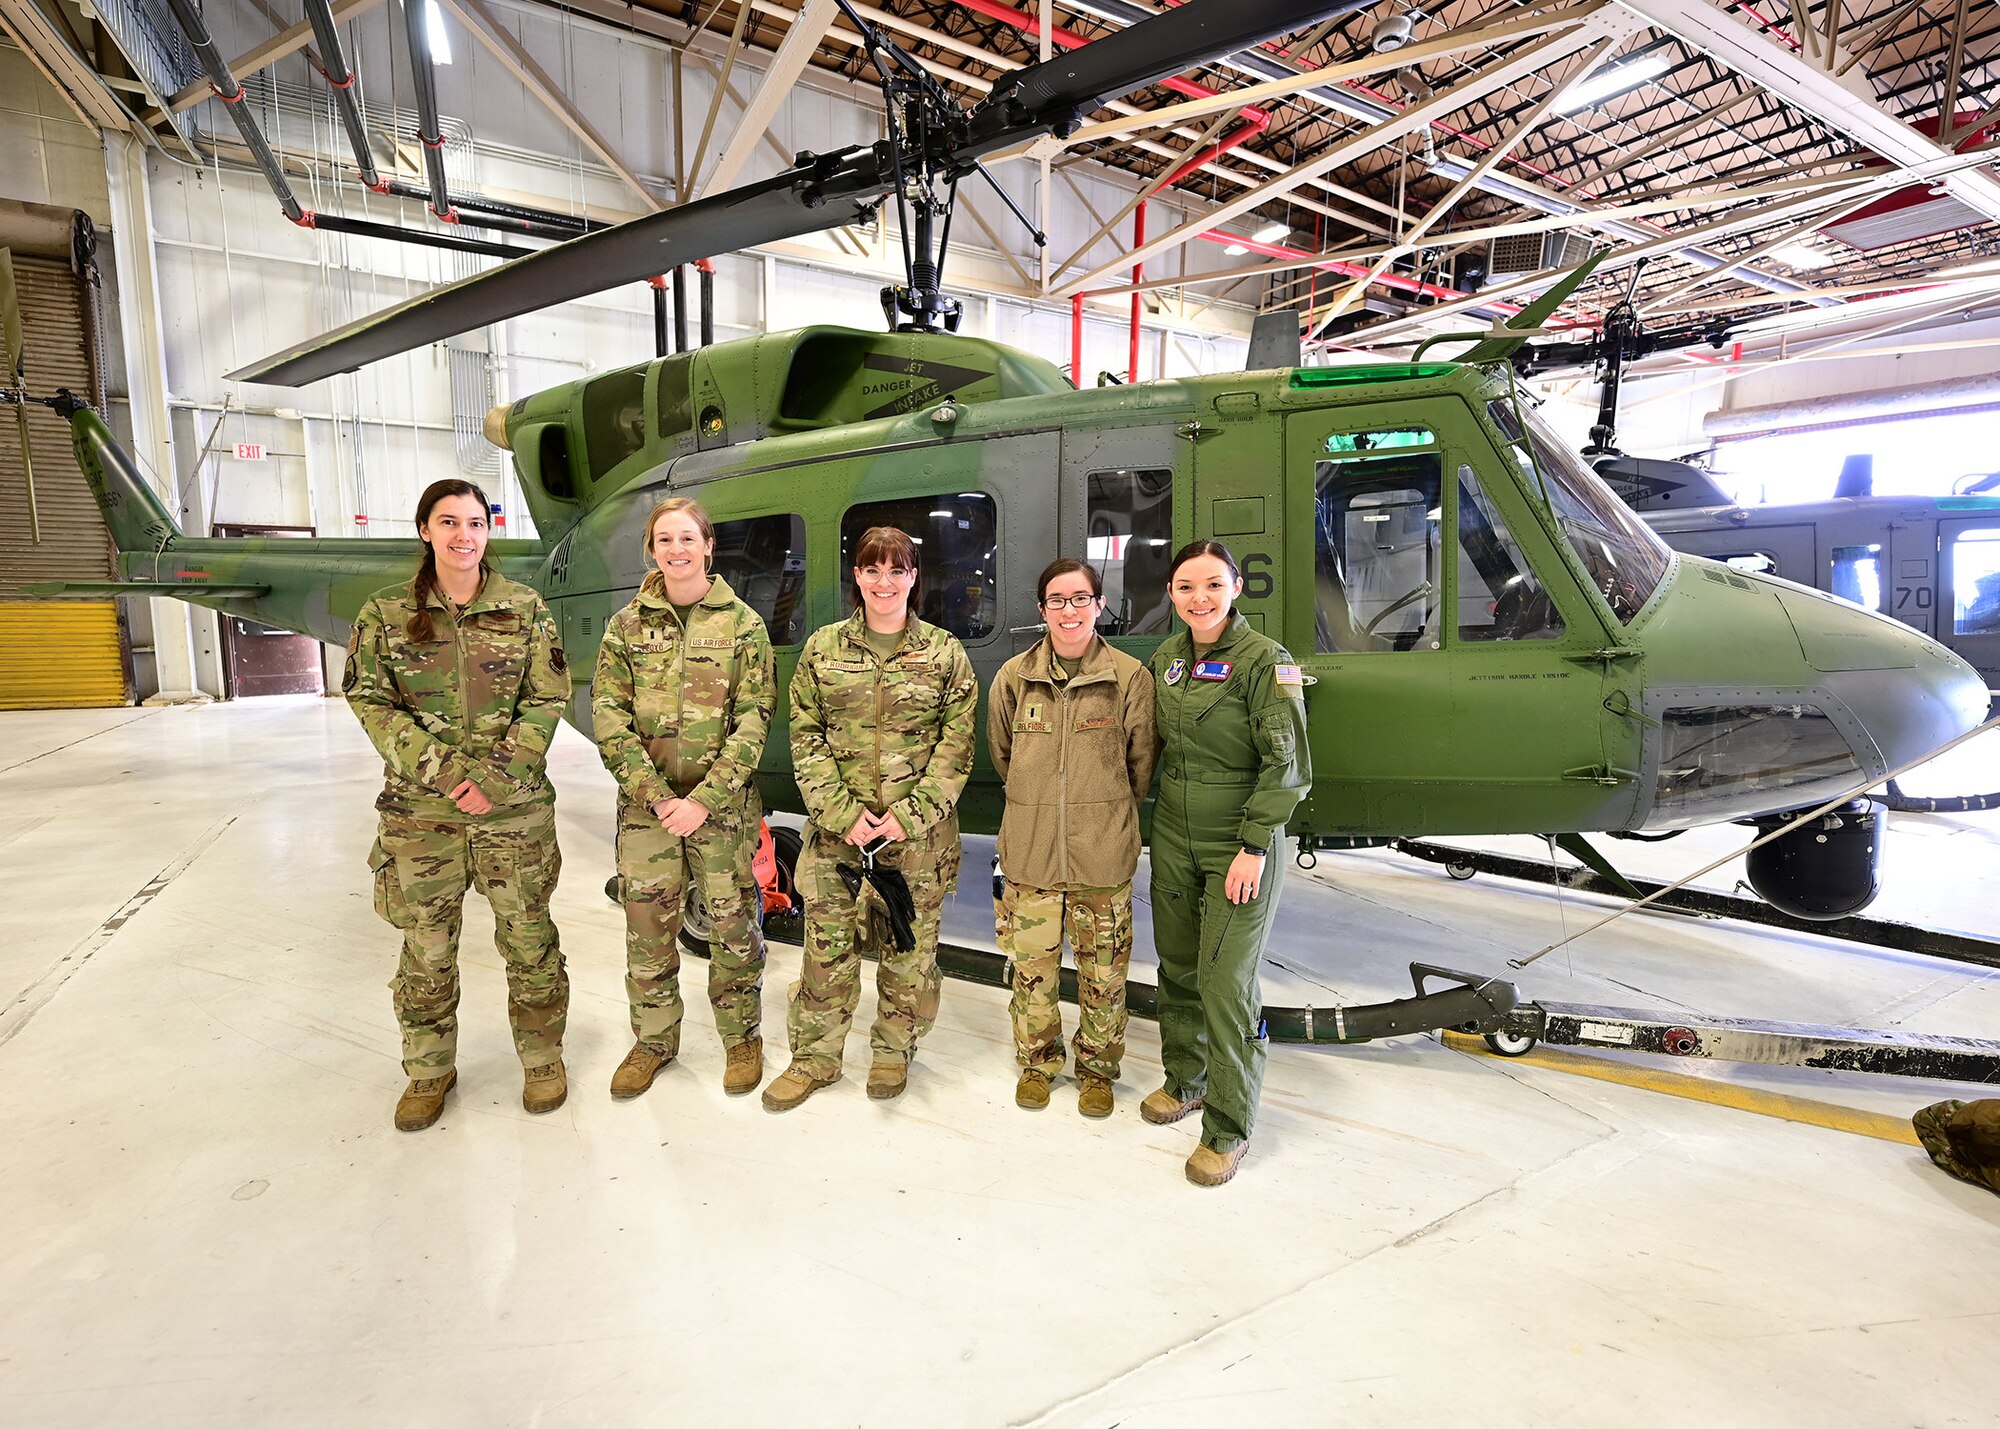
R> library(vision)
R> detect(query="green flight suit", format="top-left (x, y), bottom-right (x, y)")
top-left (345, 570), bottom-right (571, 1077)
top-left (1149, 610), bottom-right (1312, 1153)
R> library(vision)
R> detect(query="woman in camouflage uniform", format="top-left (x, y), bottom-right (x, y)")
top-left (345, 478), bottom-right (572, 1132)
top-left (1142, 539), bottom-right (1311, 1187)
top-left (764, 526), bottom-right (979, 1112)
top-left (593, 497), bottom-right (776, 1101)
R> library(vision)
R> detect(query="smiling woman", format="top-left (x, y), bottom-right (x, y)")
top-left (591, 496), bottom-right (778, 1102)
top-left (342, 478), bottom-right (573, 1132)
top-left (771, 524), bottom-right (981, 1112)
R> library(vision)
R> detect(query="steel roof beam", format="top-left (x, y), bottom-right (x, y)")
top-left (1059, 0), bottom-right (1823, 304)
top-left (1053, 14), bottom-right (1639, 297)
top-left (1615, 0), bottom-right (2000, 224)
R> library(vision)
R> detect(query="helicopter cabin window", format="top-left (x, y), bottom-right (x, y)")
top-left (1085, 468), bottom-right (1174, 635)
top-left (1830, 544), bottom-right (1883, 611)
top-left (1456, 464), bottom-right (1563, 642)
top-left (582, 368), bottom-right (650, 481)
top-left (1487, 399), bottom-right (1672, 623)
top-left (1721, 552), bottom-right (1779, 578)
top-left (1948, 527), bottom-right (2000, 634)
top-left (1314, 435), bottom-right (1442, 654)
top-left (842, 493), bottom-right (998, 640)
top-left (1651, 704), bottom-right (1863, 827)
top-left (713, 514), bottom-right (807, 646)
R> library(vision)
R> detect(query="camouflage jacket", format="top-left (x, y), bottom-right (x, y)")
top-left (344, 570), bottom-right (569, 815)
top-left (592, 574), bottom-right (776, 815)
top-left (789, 610), bottom-right (978, 842)
top-left (989, 636), bottom-right (1159, 890)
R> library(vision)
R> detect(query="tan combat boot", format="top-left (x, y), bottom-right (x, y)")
top-left (723, 1036), bottom-right (764, 1095)
top-left (610, 1044), bottom-right (672, 1099)
top-left (1185, 1141), bottom-right (1248, 1187)
top-left (1077, 1077), bottom-right (1114, 1119)
top-left (762, 1061), bottom-right (838, 1112)
top-left (1015, 1068), bottom-right (1051, 1110)
top-left (1140, 1085), bottom-right (1202, 1125)
top-left (867, 1060), bottom-right (909, 1100)
top-left (395, 1069), bottom-right (456, 1131)
top-left (523, 1059), bottom-right (568, 1114)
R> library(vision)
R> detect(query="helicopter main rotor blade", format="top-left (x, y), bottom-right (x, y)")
top-left (229, 157), bottom-right (890, 387)
top-left (231, 0), bottom-right (1359, 386)
top-left (959, 0), bottom-right (1371, 159)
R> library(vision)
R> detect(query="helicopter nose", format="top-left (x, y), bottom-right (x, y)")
top-left (1765, 579), bottom-right (1990, 775)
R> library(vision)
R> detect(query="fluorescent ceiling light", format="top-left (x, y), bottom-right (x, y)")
top-left (1771, 242), bottom-right (1830, 269)
top-left (1223, 243), bottom-right (1249, 256)
top-left (1250, 222), bottom-right (1290, 245)
top-left (425, 0), bottom-right (453, 64)
top-left (1556, 52), bottom-right (1668, 113)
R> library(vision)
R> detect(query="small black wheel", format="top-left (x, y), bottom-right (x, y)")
top-left (1484, 1029), bottom-right (1537, 1057)
top-left (603, 874), bottom-right (620, 903)
top-left (1446, 861), bottom-right (1476, 881)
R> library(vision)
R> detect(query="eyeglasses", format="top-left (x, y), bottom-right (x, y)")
top-left (1040, 594), bottom-right (1100, 611)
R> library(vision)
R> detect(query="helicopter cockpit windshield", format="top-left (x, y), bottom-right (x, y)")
top-left (1488, 399), bottom-right (1673, 624)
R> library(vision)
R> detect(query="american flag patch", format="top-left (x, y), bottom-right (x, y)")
top-left (1274, 663), bottom-right (1304, 686)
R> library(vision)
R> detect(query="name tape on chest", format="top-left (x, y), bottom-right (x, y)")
top-left (1192, 660), bottom-right (1233, 682)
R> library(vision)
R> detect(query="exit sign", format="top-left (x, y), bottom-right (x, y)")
top-left (233, 442), bottom-right (266, 461)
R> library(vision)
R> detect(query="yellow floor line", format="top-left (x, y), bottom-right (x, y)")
top-left (1439, 1030), bottom-right (1922, 1146)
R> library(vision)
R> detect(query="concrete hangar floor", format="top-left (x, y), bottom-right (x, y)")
top-left (2, 695), bottom-right (1997, 1427)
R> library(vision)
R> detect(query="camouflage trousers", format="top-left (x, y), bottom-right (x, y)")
top-left (616, 798), bottom-right (765, 1054)
top-left (997, 880), bottom-right (1134, 1082)
top-left (786, 823), bottom-right (959, 1080)
top-left (369, 800), bottom-right (568, 1077)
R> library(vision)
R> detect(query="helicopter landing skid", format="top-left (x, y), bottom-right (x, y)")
top-left (1391, 839), bottom-right (2000, 974)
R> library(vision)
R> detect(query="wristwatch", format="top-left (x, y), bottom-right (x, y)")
top-left (1241, 842), bottom-right (1267, 857)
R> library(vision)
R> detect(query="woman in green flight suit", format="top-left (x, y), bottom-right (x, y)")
top-left (1142, 539), bottom-right (1312, 1187)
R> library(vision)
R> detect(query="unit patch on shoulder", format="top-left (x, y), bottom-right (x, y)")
top-left (1163, 658), bottom-right (1187, 686)
top-left (1192, 660), bottom-right (1233, 682)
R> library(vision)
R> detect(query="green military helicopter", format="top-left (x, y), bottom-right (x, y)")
top-left (32, 0), bottom-right (1992, 933)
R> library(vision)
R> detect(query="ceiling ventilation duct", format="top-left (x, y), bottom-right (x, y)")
top-left (1487, 231), bottom-right (1593, 286)
top-left (1825, 114), bottom-right (1994, 252)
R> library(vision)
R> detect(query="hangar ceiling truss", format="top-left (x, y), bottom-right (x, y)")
top-left (8, 0), bottom-right (2000, 353)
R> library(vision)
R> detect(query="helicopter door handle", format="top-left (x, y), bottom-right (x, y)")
top-left (1601, 690), bottom-right (1659, 727)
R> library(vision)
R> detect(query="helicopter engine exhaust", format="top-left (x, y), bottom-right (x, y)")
top-left (1744, 798), bottom-right (1884, 922)
top-left (483, 404), bottom-right (512, 451)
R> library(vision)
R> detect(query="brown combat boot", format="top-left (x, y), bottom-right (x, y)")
top-left (1077, 1077), bottom-right (1114, 1119)
top-left (1185, 1141), bottom-right (1248, 1187)
top-left (523, 1059), bottom-right (568, 1114)
top-left (1015, 1068), bottom-right (1051, 1110)
top-left (723, 1036), bottom-right (764, 1095)
top-left (394, 1070), bottom-right (456, 1131)
top-left (1140, 1085), bottom-right (1202, 1125)
top-left (867, 1060), bottom-right (909, 1100)
top-left (762, 1062), bottom-right (839, 1112)
top-left (610, 1044), bottom-right (672, 1099)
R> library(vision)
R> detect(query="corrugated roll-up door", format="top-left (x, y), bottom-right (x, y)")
top-left (0, 249), bottom-right (128, 709)
top-left (0, 601), bottom-right (128, 709)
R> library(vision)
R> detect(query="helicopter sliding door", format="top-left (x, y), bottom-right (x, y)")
top-left (1280, 399), bottom-right (1624, 837)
